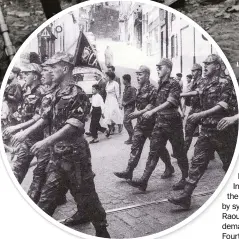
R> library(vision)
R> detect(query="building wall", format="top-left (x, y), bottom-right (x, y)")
top-left (19, 8), bottom-right (93, 60)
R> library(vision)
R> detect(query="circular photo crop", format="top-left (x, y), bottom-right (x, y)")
top-left (0, 0), bottom-right (238, 238)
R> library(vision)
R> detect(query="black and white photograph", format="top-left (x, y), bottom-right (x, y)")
top-left (1, 0), bottom-right (239, 81)
top-left (0, 0), bottom-right (239, 238)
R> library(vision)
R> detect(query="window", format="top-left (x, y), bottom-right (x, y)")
top-left (171, 35), bottom-right (175, 58)
top-left (161, 31), bottom-right (164, 58)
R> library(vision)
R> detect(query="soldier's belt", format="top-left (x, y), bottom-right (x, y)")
top-left (157, 109), bottom-right (179, 115)
top-left (54, 145), bottom-right (74, 156)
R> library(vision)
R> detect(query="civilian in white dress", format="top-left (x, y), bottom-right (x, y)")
top-left (104, 71), bottom-right (123, 136)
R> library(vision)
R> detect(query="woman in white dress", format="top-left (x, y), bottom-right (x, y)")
top-left (104, 71), bottom-right (123, 136)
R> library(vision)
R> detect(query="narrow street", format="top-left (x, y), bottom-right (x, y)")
top-left (20, 119), bottom-right (224, 237)
top-left (16, 41), bottom-right (226, 235)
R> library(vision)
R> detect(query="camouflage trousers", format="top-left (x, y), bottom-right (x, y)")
top-left (38, 138), bottom-right (107, 228)
top-left (184, 110), bottom-right (200, 153)
top-left (127, 122), bottom-right (171, 170)
top-left (187, 125), bottom-right (238, 187)
top-left (123, 106), bottom-right (135, 139)
top-left (144, 114), bottom-right (189, 179)
top-left (12, 137), bottom-right (50, 203)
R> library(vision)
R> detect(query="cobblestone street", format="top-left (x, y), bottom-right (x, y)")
top-left (20, 122), bottom-right (225, 237)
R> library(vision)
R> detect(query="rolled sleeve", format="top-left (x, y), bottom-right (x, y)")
top-left (66, 118), bottom-right (84, 129)
top-left (32, 114), bottom-right (41, 122)
top-left (217, 101), bottom-right (228, 110)
top-left (167, 96), bottom-right (178, 107)
top-left (168, 81), bottom-right (181, 107)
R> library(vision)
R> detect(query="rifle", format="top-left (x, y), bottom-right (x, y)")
top-left (0, 0), bottom-right (16, 61)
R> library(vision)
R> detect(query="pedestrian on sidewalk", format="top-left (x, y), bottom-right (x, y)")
top-left (87, 84), bottom-right (106, 144)
top-left (104, 46), bottom-right (114, 68)
top-left (107, 65), bottom-right (123, 133)
top-left (122, 74), bottom-right (136, 144)
top-left (103, 71), bottom-right (123, 137)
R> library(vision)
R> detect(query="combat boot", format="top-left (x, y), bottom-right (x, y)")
top-left (95, 226), bottom-right (110, 238)
top-left (172, 178), bottom-right (186, 190)
top-left (114, 166), bottom-right (134, 180)
top-left (168, 183), bottom-right (195, 209)
top-left (127, 168), bottom-right (152, 191)
top-left (161, 165), bottom-right (175, 179)
top-left (61, 211), bottom-right (91, 226)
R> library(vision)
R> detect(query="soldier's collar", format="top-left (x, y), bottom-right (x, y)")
top-left (204, 76), bottom-right (219, 89)
top-left (139, 81), bottom-right (150, 91)
top-left (158, 76), bottom-right (170, 86)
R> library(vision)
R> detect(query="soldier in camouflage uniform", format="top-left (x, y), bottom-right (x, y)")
top-left (4, 67), bottom-right (23, 127)
top-left (169, 54), bottom-right (235, 209)
top-left (114, 65), bottom-right (174, 184)
top-left (129, 59), bottom-right (188, 192)
top-left (4, 64), bottom-right (58, 204)
top-left (26, 52), bottom-right (110, 237)
top-left (10, 64), bottom-right (59, 203)
top-left (181, 63), bottom-right (204, 153)
top-left (4, 63), bottom-right (45, 184)
top-left (217, 78), bottom-right (238, 158)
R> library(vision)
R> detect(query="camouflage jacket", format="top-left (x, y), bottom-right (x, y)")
top-left (200, 76), bottom-right (232, 127)
top-left (122, 85), bottom-right (136, 108)
top-left (156, 77), bottom-right (181, 114)
top-left (42, 83), bottom-right (91, 148)
top-left (227, 79), bottom-right (238, 116)
top-left (189, 76), bottom-right (205, 112)
top-left (136, 82), bottom-right (157, 128)
top-left (20, 84), bottom-right (45, 122)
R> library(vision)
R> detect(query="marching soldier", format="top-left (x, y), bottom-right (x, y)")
top-left (169, 54), bottom-right (235, 209)
top-left (4, 66), bottom-right (23, 126)
top-left (114, 65), bottom-right (174, 185)
top-left (24, 52), bottom-right (110, 237)
top-left (4, 63), bottom-right (45, 184)
top-left (9, 64), bottom-right (58, 203)
top-left (181, 63), bottom-right (204, 153)
top-left (128, 59), bottom-right (189, 192)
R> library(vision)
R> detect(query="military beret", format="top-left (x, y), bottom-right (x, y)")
top-left (176, 73), bottom-right (182, 77)
top-left (44, 52), bottom-right (74, 65)
top-left (191, 63), bottom-right (202, 71)
top-left (136, 65), bottom-right (150, 75)
top-left (203, 54), bottom-right (222, 65)
top-left (12, 66), bottom-right (21, 74)
top-left (156, 58), bottom-right (173, 69)
top-left (21, 63), bottom-right (42, 75)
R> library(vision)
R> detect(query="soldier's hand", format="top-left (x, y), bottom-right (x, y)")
top-left (128, 111), bottom-right (140, 119)
top-left (217, 117), bottom-right (236, 131)
top-left (188, 113), bottom-right (201, 123)
top-left (143, 111), bottom-right (153, 119)
top-left (30, 140), bottom-right (49, 156)
top-left (3, 126), bottom-right (17, 137)
top-left (12, 131), bottom-right (28, 145)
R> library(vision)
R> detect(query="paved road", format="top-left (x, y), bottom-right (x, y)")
top-left (20, 127), bottom-right (225, 237)
top-left (14, 52), bottom-right (226, 237)
top-left (19, 122), bottom-right (225, 238)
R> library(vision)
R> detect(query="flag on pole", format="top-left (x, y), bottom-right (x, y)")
top-left (73, 31), bottom-right (102, 71)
